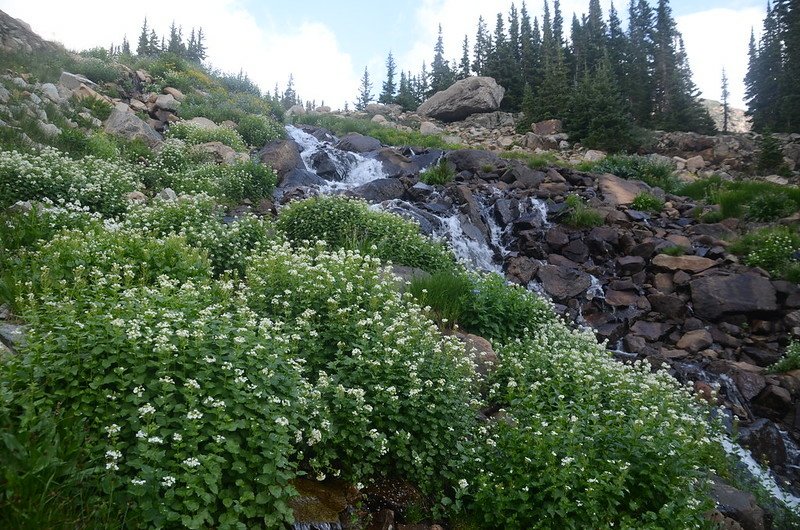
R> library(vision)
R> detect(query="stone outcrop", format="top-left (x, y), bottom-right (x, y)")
top-left (103, 108), bottom-right (163, 148)
top-left (417, 76), bottom-right (505, 122)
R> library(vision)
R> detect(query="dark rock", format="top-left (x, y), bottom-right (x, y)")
top-left (712, 477), bottom-right (766, 530)
top-left (605, 289), bottom-right (640, 307)
top-left (599, 173), bottom-right (653, 206)
top-left (652, 254), bottom-right (716, 273)
top-left (309, 149), bottom-right (356, 181)
top-left (647, 293), bottom-right (686, 319)
top-left (335, 132), bottom-right (381, 153)
top-left (617, 256), bottom-right (646, 275)
top-left (537, 265), bottom-right (592, 300)
top-left (545, 227), bottom-right (570, 248)
top-left (732, 368), bottom-right (768, 402)
top-left (753, 384), bottom-right (792, 420)
top-left (676, 329), bottom-right (713, 353)
top-left (349, 178), bottom-right (406, 203)
top-left (258, 139), bottom-right (303, 179)
top-left (279, 168), bottom-right (326, 189)
top-left (562, 239), bottom-right (589, 263)
top-left (297, 124), bottom-right (337, 142)
top-left (374, 148), bottom-right (415, 178)
top-left (740, 419), bottom-right (788, 467)
top-left (742, 347), bottom-right (782, 368)
top-left (688, 223), bottom-right (737, 240)
top-left (690, 274), bottom-right (778, 320)
top-left (405, 181), bottom-right (435, 202)
top-left (506, 256), bottom-right (539, 284)
top-left (493, 199), bottom-right (516, 226)
top-left (630, 321), bottom-right (671, 341)
top-left (445, 149), bottom-right (505, 174)
top-left (629, 241), bottom-right (657, 259)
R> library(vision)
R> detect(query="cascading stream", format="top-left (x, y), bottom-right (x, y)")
top-left (281, 124), bottom-right (800, 517)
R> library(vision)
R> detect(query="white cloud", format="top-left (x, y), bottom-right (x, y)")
top-left (403, 0), bottom-right (759, 109)
top-left (678, 7), bottom-right (763, 109)
top-left (0, 0), bottom-right (359, 109)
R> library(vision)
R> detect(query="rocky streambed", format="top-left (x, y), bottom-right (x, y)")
top-left (259, 125), bottom-right (800, 525)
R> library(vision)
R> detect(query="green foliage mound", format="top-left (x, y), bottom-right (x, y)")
top-left (563, 195), bottom-right (604, 228)
top-left (631, 192), bottom-right (665, 212)
top-left (276, 196), bottom-right (455, 273)
top-left (679, 176), bottom-right (800, 221)
top-left (420, 158), bottom-right (454, 185)
top-left (165, 122), bottom-right (247, 152)
top-left (468, 325), bottom-right (722, 529)
top-left (236, 114), bottom-right (285, 147)
top-left (124, 195), bottom-right (276, 276)
top-left (582, 154), bottom-right (680, 193)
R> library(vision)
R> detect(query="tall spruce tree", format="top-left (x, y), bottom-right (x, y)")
top-left (429, 24), bottom-right (454, 94)
top-left (379, 51), bottom-right (397, 103)
top-left (584, 0), bottom-right (607, 74)
top-left (566, 56), bottom-right (636, 152)
top-left (721, 67), bottom-right (731, 133)
top-left (282, 74), bottom-right (297, 109)
top-left (137, 19), bottom-right (150, 56)
top-left (607, 2), bottom-right (626, 81)
top-left (356, 67), bottom-right (373, 110)
top-left (625, 0), bottom-right (655, 125)
top-left (472, 16), bottom-right (491, 75)
top-left (395, 71), bottom-right (416, 110)
top-left (167, 22), bottom-right (184, 55)
top-left (458, 36), bottom-right (471, 79)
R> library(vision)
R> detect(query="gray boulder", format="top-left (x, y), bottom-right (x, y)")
top-left (335, 132), bottom-right (381, 153)
top-left (537, 265), bottom-right (592, 300)
top-left (417, 76), bottom-right (505, 122)
top-left (104, 108), bottom-right (163, 148)
top-left (690, 273), bottom-right (778, 320)
top-left (349, 178), bottom-right (406, 203)
top-left (59, 71), bottom-right (94, 90)
top-left (258, 139), bottom-right (303, 179)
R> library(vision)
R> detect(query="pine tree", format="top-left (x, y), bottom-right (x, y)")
top-left (137, 19), bottom-right (150, 56)
top-left (356, 66), bottom-right (373, 110)
top-left (148, 29), bottom-right (160, 55)
top-left (430, 24), bottom-right (454, 94)
top-left (721, 67), bottom-right (730, 133)
top-left (282, 74), bottom-right (297, 109)
top-left (417, 62), bottom-right (430, 101)
top-left (553, 0), bottom-right (564, 48)
top-left (472, 16), bottom-right (491, 75)
top-left (458, 36), bottom-right (471, 79)
top-left (167, 22), bottom-right (184, 55)
top-left (584, 0), bottom-right (607, 74)
top-left (121, 35), bottom-right (131, 56)
top-left (396, 71), bottom-right (416, 110)
top-left (508, 3), bottom-right (521, 63)
top-left (607, 2), bottom-right (626, 81)
top-left (379, 51), bottom-right (397, 103)
top-left (532, 47), bottom-right (570, 121)
top-left (625, 0), bottom-right (655, 125)
top-left (780, 0), bottom-right (800, 130)
top-left (566, 56), bottom-right (636, 152)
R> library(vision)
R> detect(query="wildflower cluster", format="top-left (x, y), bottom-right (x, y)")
top-left (0, 147), bottom-right (139, 216)
top-left (467, 320), bottom-right (723, 528)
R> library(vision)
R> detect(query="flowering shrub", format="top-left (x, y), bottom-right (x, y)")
top-left (769, 341), bottom-right (800, 373)
top-left (124, 195), bottom-right (276, 275)
top-left (165, 122), bottom-right (247, 152)
top-left (731, 226), bottom-right (800, 281)
top-left (466, 323), bottom-right (722, 528)
top-left (16, 227), bottom-right (210, 305)
top-left (10, 277), bottom-right (307, 528)
top-left (0, 148), bottom-right (139, 216)
top-left (165, 161), bottom-right (277, 203)
top-left (245, 242), bottom-right (478, 494)
top-left (236, 114), bottom-right (285, 147)
top-left (276, 196), bottom-right (455, 273)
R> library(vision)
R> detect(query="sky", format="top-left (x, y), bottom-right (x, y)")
top-left (0, 0), bottom-right (765, 110)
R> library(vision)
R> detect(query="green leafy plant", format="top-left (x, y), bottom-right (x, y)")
top-left (631, 192), bottom-right (664, 212)
top-left (758, 131), bottom-right (791, 176)
top-left (276, 196), bottom-right (455, 273)
top-left (585, 154), bottom-right (680, 193)
top-left (409, 270), bottom-right (472, 327)
top-left (236, 114), bottom-right (285, 147)
top-left (165, 122), bottom-right (247, 152)
top-left (563, 195), bottom-right (604, 228)
top-left (420, 158), bottom-right (454, 185)
top-left (661, 245), bottom-right (686, 257)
